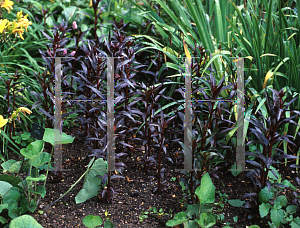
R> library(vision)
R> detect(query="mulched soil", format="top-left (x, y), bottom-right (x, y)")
top-left (2, 126), bottom-right (300, 228)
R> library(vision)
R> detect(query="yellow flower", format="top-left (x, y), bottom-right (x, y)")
top-left (0, 19), bottom-right (8, 33)
top-left (1, 0), bottom-right (14, 14)
top-left (0, 115), bottom-right (8, 128)
top-left (16, 10), bottom-right (22, 20)
top-left (18, 107), bottom-right (32, 115)
top-left (10, 110), bottom-right (17, 121)
top-left (11, 28), bottom-right (24, 40)
top-left (17, 17), bottom-right (32, 32)
top-left (0, 115), bottom-right (8, 132)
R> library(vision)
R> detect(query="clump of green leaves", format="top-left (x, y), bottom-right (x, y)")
top-left (228, 166), bottom-right (300, 227)
top-left (82, 214), bottom-right (114, 228)
top-left (0, 128), bottom-right (74, 226)
top-left (166, 172), bottom-right (217, 227)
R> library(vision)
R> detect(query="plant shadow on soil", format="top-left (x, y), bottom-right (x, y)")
top-left (6, 126), bottom-right (299, 228)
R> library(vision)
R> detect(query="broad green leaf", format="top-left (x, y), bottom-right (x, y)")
top-left (83, 215), bottom-right (103, 228)
top-left (276, 195), bottom-right (288, 207)
top-left (286, 205), bottom-right (298, 214)
top-left (259, 187), bottom-right (274, 203)
top-left (1, 160), bottom-right (21, 174)
top-left (270, 208), bottom-right (284, 227)
top-left (3, 189), bottom-right (21, 210)
top-left (228, 199), bottom-right (245, 207)
top-left (9, 214), bottom-right (43, 228)
top-left (0, 215), bottom-right (7, 224)
top-left (259, 203), bottom-right (271, 218)
top-left (29, 152), bottom-right (51, 168)
top-left (20, 140), bottom-right (44, 159)
top-left (103, 220), bottom-right (114, 228)
top-left (0, 204), bottom-right (8, 213)
top-left (196, 212), bottom-right (216, 227)
top-left (0, 174), bottom-right (21, 187)
top-left (195, 173), bottom-right (215, 205)
top-left (166, 212), bottom-right (188, 226)
top-left (43, 128), bottom-right (75, 146)
top-left (0, 181), bottom-right (13, 197)
top-left (75, 158), bottom-right (107, 204)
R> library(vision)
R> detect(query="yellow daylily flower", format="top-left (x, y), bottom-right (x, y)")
top-left (16, 11), bottom-right (32, 32)
top-left (0, 115), bottom-right (8, 128)
top-left (1, 0), bottom-right (14, 14)
top-left (263, 70), bottom-right (273, 89)
top-left (17, 17), bottom-right (32, 32)
top-left (0, 19), bottom-right (8, 33)
top-left (11, 28), bottom-right (24, 40)
top-left (18, 107), bottom-right (32, 115)
top-left (16, 10), bottom-right (23, 20)
top-left (0, 115), bottom-right (8, 132)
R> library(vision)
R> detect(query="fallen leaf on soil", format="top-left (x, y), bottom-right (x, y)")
top-left (126, 176), bottom-right (133, 182)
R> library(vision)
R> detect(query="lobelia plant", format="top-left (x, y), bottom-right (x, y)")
top-left (238, 87), bottom-right (300, 218)
top-left (175, 71), bottom-right (236, 204)
top-left (148, 106), bottom-right (176, 193)
top-left (133, 81), bottom-right (174, 171)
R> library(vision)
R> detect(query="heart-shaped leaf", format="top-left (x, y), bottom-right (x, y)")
top-left (43, 128), bottom-right (74, 146)
top-left (20, 140), bottom-right (44, 159)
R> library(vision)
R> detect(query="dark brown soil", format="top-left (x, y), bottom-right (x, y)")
top-left (3, 126), bottom-right (300, 228)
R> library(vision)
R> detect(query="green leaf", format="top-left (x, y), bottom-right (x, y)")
top-left (281, 179), bottom-right (297, 191)
top-left (290, 216), bottom-right (300, 228)
top-left (228, 199), bottom-right (245, 207)
top-left (83, 215), bottom-right (103, 228)
top-left (259, 203), bottom-right (271, 218)
top-left (259, 187), bottom-right (274, 203)
top-left (0, 181), bottom-right (13, 197)
top-left (3, 189), bottom-right (21, 210)
top-left (270, 208), bottom-right (284, 227)
top-left (104, 220), bottom-right (114, 228)
top-left (63, 6), bottom-right (78, 22)
top-left (0, 204), bottom-right (8, 213)
top-left (286, 205), bottom-right (298, 214)
top-left (0, 215), bottom-right (7, 224)
top-left (248, 226), bottom-right (260, 228)
top-left (28, 185), bottom-right (46, 198)
top-left (166, 212), bottom-right (188, 226)
top-left (230, 163), bottom-right (242, 177)
top-left (9, 214), bottom-right (43, 228)
top-left (42, 128), bottom-right (75, 146)
top-left (276, 195), bottom-right (288, 207)
top-left (20, 140), bottom-right (44, 159)
top-left (28, 200), bottom-right (37, 213)
top-left (29, 152), bottom-right (51, 168)
top-left (195, 173), bottom-right (215, 205)
top-left (1, 160), bottom-right (21, 173)
top-left (0, 174), bottom-right (21, 187)
top-left (26, 175), bottom-right (46, 182)
top-left (187, 204), bottom-right (200, 218)
top-left (75, 158), bottom-right (107, 204)
top-left (267, 166), bottom-right (279, 181)
top-left (196, 213), bottom-right (216, 228)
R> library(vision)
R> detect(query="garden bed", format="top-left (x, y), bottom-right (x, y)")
top-left (12, 126), bottom-right (297, 228)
